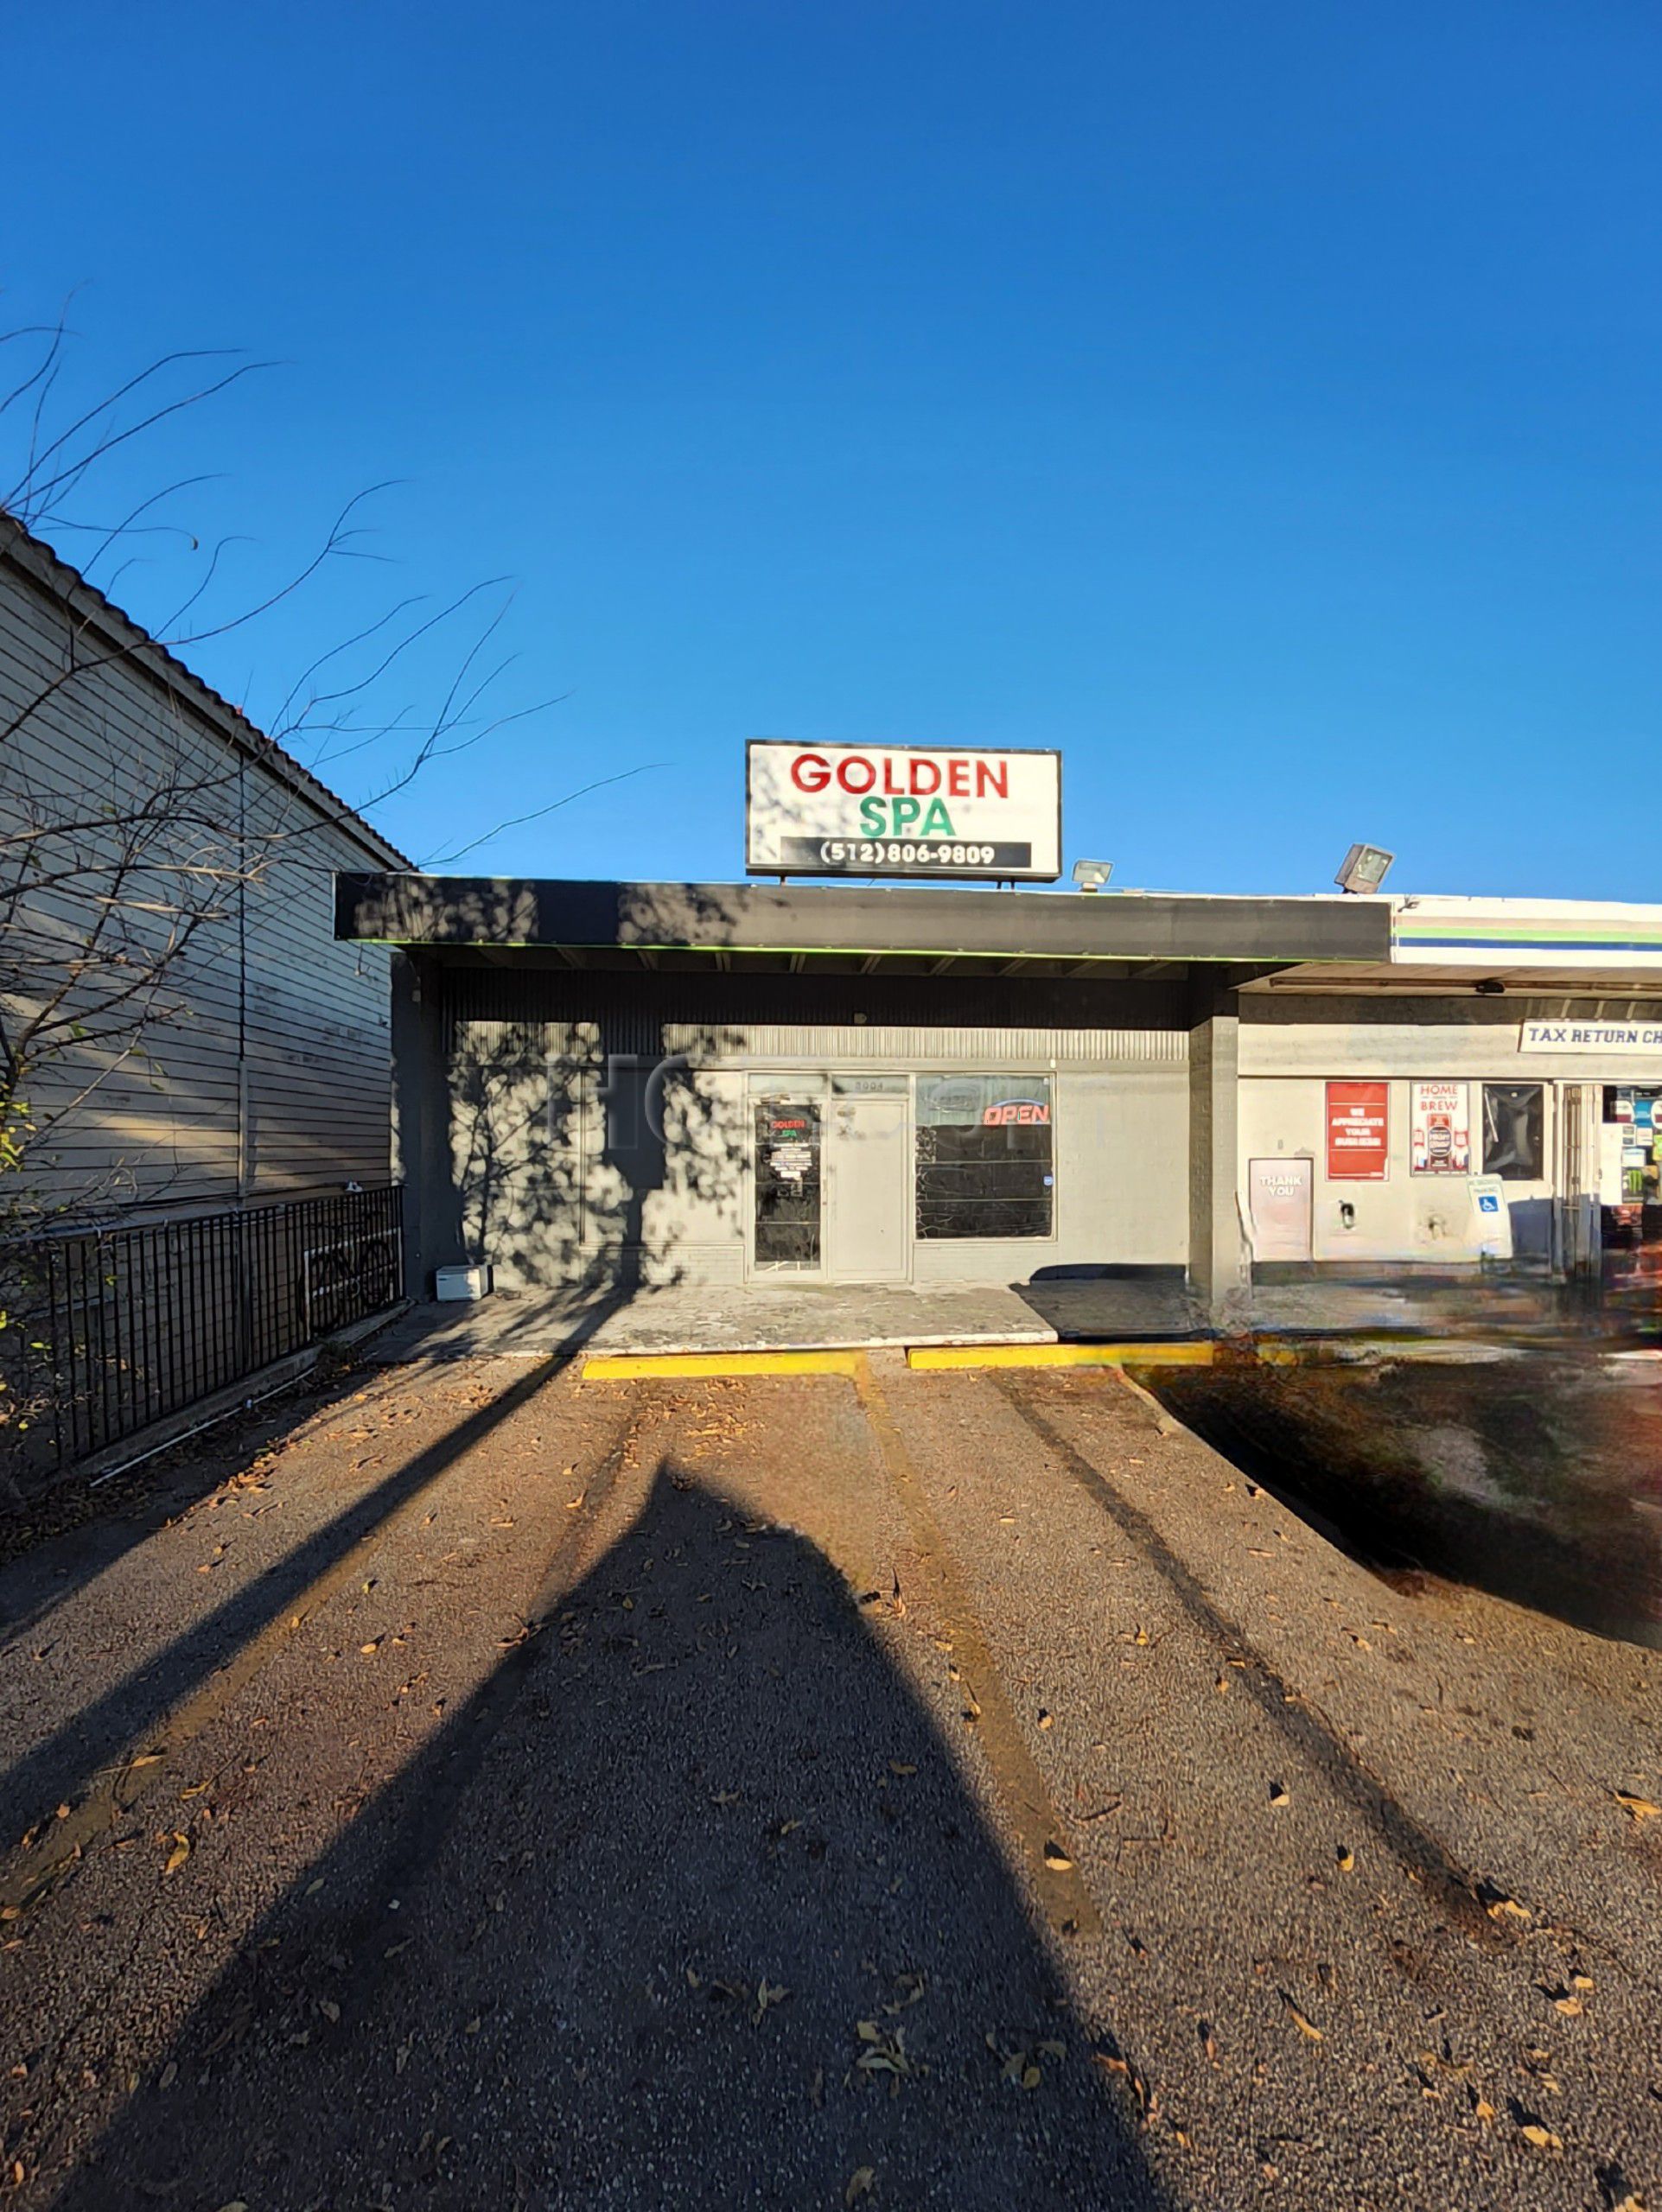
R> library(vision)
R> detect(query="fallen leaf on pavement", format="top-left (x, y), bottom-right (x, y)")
top-left (883, 1973), bottom-right (927, 2014)
top-left (163, 1833), bottom-right (190, 1876)
top-left (1615, 1792), bottom-right (1660, 1822)
top-left (1042, 1841), bottom-right (1074, 1871)
top-left (1092, 2050), bottom-right (1153, 2121)
top-left (845, 2169), bottom-right (875, 2206)
top-left (1279, 1993), bottom-right (1322, 2042)
top-left (856, 2022), bottom-right (914, 2088)
top-left (1335, 1846), bottom-right (1354, 1872)
top-left (1481, 1888), bottom-right (1531, 1923)
top-left (753, 1980), bottom-right (789, 2024)
top-left (1519, 2122), bottom-right (1562, 2152)
top-left (888, 1762), bottom-right (916, 1777)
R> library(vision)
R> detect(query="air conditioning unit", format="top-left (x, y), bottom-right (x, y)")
top-left (435, 1263), bottom-right (494, 1301)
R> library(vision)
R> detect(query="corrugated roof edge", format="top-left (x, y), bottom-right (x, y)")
top-left (1, 512), bottom-right (411, 869)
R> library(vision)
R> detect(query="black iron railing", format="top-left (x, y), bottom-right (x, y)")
top-left (0, 1184), bottom-right (402, 1488)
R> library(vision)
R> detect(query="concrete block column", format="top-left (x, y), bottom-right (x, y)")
top-left (391, 950), bottom-right (466, 1299)
top-left (1188, 976), bottom-right (1251, 1327)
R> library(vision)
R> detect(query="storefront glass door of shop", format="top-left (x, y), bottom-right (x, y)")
top-left (752, 1094), bottom-right (824, 1274)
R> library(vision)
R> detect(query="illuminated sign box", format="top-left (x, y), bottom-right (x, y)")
top-left (746, 741), bottom-right (1062, 881)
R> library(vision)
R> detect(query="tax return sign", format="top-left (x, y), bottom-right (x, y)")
top-left (745, 741), bottom-right (1062, 880)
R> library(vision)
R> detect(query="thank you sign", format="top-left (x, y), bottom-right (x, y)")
top-left (746, 741), bottom-right (1062, 880)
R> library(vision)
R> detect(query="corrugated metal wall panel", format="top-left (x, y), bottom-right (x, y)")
top-left (436, 963), bottom-right (1188, 1060)
top-left (665, 1024), bottom-right (1186, 1064)
top-left (443, 1014), bottom-right (1185, 1066)
top-left (1, 555), bottom-right (394, 1213)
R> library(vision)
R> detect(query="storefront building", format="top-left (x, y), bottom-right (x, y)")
top-left (334, 874), bottom-right (1662, 1308)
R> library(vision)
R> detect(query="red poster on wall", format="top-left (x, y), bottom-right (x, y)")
top-left (1326, 1080), bottom-right (1390, 1180)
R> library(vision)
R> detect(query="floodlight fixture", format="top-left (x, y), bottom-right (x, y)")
top-left (1334, 842), bottom-right (1394, 895)
top-left (1072, 859), bottom-right (1113, 893)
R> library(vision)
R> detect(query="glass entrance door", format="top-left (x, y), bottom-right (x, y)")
top-left (752, 1097), bottom-right (823, 1271)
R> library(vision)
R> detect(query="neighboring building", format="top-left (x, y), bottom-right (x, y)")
top-left (0, 518), bottom-right (410, 1480)
top-left (335, 873), bottom-right (1662, 1307)
top-left (1, 517), bottom-right (408, 1218)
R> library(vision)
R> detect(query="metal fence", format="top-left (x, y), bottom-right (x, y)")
top-left (0, 1184), bottom-right (403, 1490)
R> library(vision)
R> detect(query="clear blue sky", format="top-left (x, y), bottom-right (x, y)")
top-left (5, 1), bottom-right (1659, 896)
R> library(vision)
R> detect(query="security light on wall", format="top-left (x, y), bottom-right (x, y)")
top-left (1071, 859), bottom-right (1113, 893)
top-left (1334, 843), bottom-right (1394, 895)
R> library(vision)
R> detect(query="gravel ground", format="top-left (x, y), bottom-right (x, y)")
top-left (0, 1349), bottom-right (1658, 2210)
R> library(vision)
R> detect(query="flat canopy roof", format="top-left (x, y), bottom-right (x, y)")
top-left (334, 873), bottom-right (1391, 980)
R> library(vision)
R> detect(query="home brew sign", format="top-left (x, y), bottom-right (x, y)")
top-left (746, 741), bottom-right (1062, 880)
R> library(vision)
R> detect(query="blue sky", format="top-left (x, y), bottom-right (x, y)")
top-left (4, 1), bottom-right (1659, 896)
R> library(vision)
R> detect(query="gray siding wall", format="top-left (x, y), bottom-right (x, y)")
top-left (0, 543), bottom-right (396, 1217)
top-left (417, 998), bottom-right (1188, 1291)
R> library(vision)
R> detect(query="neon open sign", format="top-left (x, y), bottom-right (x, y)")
top-left (982, 1099), bottom-right (1050, 1127)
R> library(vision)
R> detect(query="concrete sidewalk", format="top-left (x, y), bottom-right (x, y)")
top-left (368, 1266), bottom-right (1659, 1364)
top-left (367, 1280), bottom-right (1064, 1361)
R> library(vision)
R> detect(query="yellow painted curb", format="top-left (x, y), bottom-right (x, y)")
top-left (582, 1348), bottom-right (866, 1382)
top-left (905, 1341), bottom-right (1216, 1371)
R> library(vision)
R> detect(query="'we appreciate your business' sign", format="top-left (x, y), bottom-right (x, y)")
top-left (746, 741), bottom-right (1061, 880)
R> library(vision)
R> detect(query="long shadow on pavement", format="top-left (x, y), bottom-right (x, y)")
top-left (0, 1358), bottom-right (564, 1851)
top-left (51, 1462), bottom-right (1166, 2211)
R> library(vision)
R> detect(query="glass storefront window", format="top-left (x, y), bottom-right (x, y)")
top-left (1604, 1087), bottom-right (1662, 1205)
top-left (1481, 1083), bottom-right (1544, 1181)
top-left (915, 1075), bottom-right (1054, 1240)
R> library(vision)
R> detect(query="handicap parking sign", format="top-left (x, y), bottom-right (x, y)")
top-left (1468, 1174), bottom-right (1512, 1258)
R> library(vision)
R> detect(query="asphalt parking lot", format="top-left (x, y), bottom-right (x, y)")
top-left (1, 1351), bottom-right (1659, 2210)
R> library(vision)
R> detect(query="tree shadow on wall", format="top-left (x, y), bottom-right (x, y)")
top-left (441, 1011), bottom-right (755, 1314)
top-left (54, 1466), bottom-right (1167, 2211)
